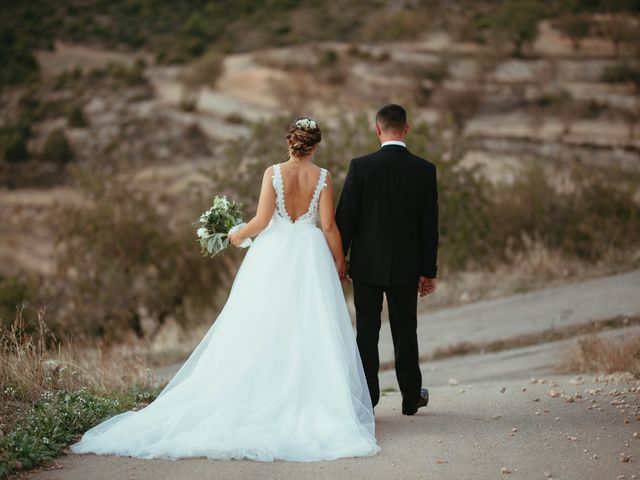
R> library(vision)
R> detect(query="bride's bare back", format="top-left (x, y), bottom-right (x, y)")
top-left (278, 161), bottom-right (324, 222)
top-left (226, 116), bottom-right (348, 282)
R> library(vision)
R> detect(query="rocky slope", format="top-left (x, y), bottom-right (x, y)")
top-left (1, 19), bottom-right (639, 283)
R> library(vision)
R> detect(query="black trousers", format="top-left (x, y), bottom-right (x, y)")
top-left (353, 279), bottom-right (422, 409)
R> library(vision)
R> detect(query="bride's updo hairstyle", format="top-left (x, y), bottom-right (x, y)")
top-left (286, 117), bottom-right (322, 160)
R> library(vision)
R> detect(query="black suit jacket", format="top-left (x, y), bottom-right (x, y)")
top-left (335, 144), bottom-right (439, 287)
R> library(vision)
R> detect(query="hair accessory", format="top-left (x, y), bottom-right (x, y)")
top-left (294, 118), bottom-right (317, 130)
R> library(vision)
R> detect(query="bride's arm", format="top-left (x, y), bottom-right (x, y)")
top-left (318, 172), bottom-right (348, 281)
top-left (228, 166), bottom-right (276, 246)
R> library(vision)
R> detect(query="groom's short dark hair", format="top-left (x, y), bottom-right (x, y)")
top-left (376, 104), bottom-right (407, 132)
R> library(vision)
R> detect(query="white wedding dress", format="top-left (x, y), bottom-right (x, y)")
top-left (69, 163), bottom-right (380, 462)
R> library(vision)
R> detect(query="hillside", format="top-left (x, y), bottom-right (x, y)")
top-left (0, 2), bottom-right (639, 342)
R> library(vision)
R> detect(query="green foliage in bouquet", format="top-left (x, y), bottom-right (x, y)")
top-left (193, 196), bottom-right (245, 258)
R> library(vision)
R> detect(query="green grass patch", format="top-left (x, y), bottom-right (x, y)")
top-left (0, 385), bottom-right (163, 478)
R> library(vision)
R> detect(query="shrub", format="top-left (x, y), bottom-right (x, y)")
top-left (0, 276), bottom-right (33, 328)
top-left (105, 61), bottom-right (148, 86)
top-left (66, 105), bottom-right (88, 128)
top-left (1, 0), bottom-right (638, 86)
top-left (0, 28), bottom-right (39, 87)
top-left (179, 97), bottom-right (197, 112)
top-left (554, 14), bottom-right (592, 51)
top-left (601, 63), bottom-right (640, 91)
top-left (318, 48), bottom-right (338, 67)
top-left (41, 129), bottom-right (74, 164)
top-left (52, 68), bottom-right (83, 91)
top-left (0, 388), bottom-right (145, 476)
top-left (14, 93), bottom-right (76, 129)
top-left (562, 334), bottom-right (640, 378)
top-left (16, 91), bottom-right (42, 123)
top-left (87, 67), bottom-right (107, 80)
top-left (601, 16), bottom-right (640, 56)
top-left (0, 276), bottom-right (31, 326)
top-left (178, 48), bottom-right (225, 110)
top-left (435, 88), bottom-right (482, 135)
top-left (492, 163), bottom-right (640, 263)
top-left (46, 167), bottom-right (228, 340)
top-left (0, 307), bottom-right (163, 477)
top-left (0, 124), bottom-right (30, 163)
top-left (361, 9), bottom-right (430, 42)
top-left (0, 381), bottom-right (161, 478)
top-left (487, 0), bottom-right (549, 56)
top-left (434, 158), bottom-right (494, 271)
top-left (421, 61), bottom-right (449, 84)
top-left (315, 48), bottom-right (348, 85)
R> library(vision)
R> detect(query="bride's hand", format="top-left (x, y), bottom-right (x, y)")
top-left (228, 231), bottom-right (244, 247)
top-left (336, 258), bottom-right (349, 283)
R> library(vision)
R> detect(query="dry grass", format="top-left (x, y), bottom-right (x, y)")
top-left (0, 305), bottom-right (158, 431)
top-left (433, 316), bottom-right (640, 360)
top-left (562, 334), bottom-right (640, 378)
top-left (418, 242), bottom-right (640, 314)
top-left (379, 315), bottom-right (640, 371)
top-left (0, 305), bottom-right (165, 478)
top-left (430, 315), bottom-right (640, 362)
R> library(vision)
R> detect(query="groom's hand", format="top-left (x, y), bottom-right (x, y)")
top-left (418, 276), bottom-right (436, 297)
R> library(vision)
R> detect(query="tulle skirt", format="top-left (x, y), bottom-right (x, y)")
top-left (69, 217), bottom-right (379, 461)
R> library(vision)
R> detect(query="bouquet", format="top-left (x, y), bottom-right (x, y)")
top-left (193, 195), bottom-right (252, 258)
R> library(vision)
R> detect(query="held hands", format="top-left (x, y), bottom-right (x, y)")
top-left (336, 257), bottom-right (350, 284)
top-left (418, 276), bottom-right (436, 297)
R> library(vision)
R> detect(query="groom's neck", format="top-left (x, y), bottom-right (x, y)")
top-left (379, 135), bottom-right (406, 144)
top-left (378, 131), bottom-right (407, 144)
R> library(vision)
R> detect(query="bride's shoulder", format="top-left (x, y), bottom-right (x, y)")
top-left (306, 164), bottom-right (331, 184)
top-left (319, 165), bottom-right (331, 179)
top-left (311, 163), bottom-right (330, 175)
top-left (263, 164), bottom-right (277, 178)
top-left (318, 166), bottom-right (332, 191)
top-left (258, 165), bottom-right (277, 188)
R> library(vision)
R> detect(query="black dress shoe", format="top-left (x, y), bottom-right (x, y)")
top-left (402, 387), bottom-right (429, 415)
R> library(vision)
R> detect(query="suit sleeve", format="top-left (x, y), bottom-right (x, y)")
top-left (335, 159), bottom-right (360, 257)
top-left (421, 164), bottom-right (439, 278)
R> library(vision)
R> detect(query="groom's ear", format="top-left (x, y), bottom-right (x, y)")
top-left (375, 122), bottom-right (382, 137)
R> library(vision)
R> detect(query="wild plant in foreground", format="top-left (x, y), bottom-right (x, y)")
top-left (0, 306), bottom-right (164, 478)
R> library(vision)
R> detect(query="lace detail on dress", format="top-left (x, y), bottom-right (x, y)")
top-left (271, 164), bottom-right (327, 224)
top-left (272, 164), bottom-right (293, 223)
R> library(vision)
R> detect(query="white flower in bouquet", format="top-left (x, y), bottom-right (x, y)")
top-left (193, 195), bottom-right (251, 258)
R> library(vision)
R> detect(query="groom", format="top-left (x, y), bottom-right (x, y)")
top-left (336, 103), bottom-right (439, 415)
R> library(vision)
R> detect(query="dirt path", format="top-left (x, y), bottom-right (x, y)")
top-left (24, 271), bottom-right (640, 480)
top-left (26, 376), bottom-right (639, 480)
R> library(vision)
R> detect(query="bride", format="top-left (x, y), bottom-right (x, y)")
top-left (69, 117), bottom-right (380, 462)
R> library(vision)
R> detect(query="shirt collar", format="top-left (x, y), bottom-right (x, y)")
top-left (380, 140), bottom-right (407, 148)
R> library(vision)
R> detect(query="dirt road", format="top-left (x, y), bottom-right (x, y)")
top-left (25, 271), bottom-right (640, 480)
top-left (27, 376), bottom-right (639, 480)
